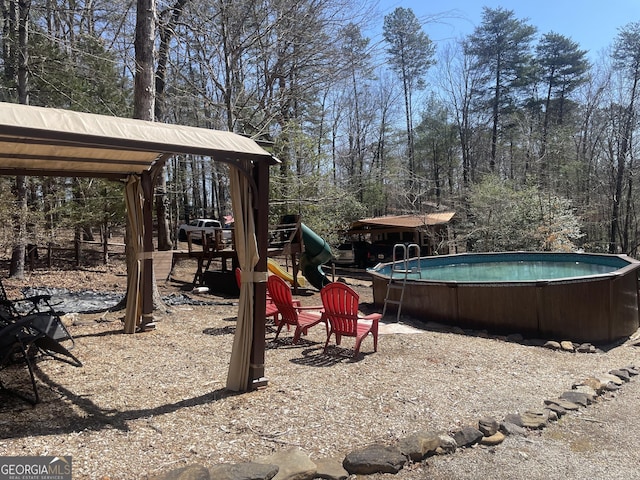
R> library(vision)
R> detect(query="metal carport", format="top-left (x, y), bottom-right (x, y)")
top-left (0, 102), bottom-right (277, 391)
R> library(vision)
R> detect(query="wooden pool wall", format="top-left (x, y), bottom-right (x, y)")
top-left (370, 252), bottom-right (640, 344)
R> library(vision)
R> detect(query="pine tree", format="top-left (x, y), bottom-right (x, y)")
top-left (464, 7), bottom-right (536, 172)
top-left (383, 7), bottom-right (435, 182)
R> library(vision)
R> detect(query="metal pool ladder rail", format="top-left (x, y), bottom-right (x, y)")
top-left (382, 243), bottom-right (421, 322)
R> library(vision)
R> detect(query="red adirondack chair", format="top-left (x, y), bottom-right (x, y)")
top-left (320, 282), bottom-right (381, 357)
top-left (267, 275), bottom-right (327, 343)
top-left (235, 268), bottom-right (280, 325)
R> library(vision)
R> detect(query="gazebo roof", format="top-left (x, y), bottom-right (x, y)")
top-left (0, 102), bottom-right (276, 179)
top-left (349, 213), bottom-right (456, 232)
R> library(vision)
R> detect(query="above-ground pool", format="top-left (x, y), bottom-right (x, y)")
top-left (369, 252), bottom-right (640, 344)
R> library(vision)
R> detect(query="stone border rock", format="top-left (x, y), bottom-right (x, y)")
top-left (425, 320), bottom-right (607, 354)
top-left (146, 365), bottom-right (638, 480)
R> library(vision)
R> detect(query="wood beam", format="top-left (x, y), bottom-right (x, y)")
top-left (249, 159), bottom-right (269, 390)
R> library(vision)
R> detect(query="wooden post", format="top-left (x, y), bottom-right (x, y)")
top-left (102, 225), bottom-right (109, 265)
top-left (26, 244), bottom-right (36, 271)
top-left (140, 170), bottom-right (155, 329)
top-left (74, 229), bottom-right (81, 267)
top-left (250, 160), bottom-right (269, 390)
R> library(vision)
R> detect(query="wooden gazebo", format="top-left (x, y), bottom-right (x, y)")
top-left (0, 102), bottom-right (277, 391)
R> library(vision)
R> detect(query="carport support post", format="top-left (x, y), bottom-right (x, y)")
top-left (141, 170), bottom-right (154, 328)
top-left (249, 159), bottom-right (269, 390)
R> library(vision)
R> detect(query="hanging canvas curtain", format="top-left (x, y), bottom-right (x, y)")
top-left (124, 175), bottom-right (144, 333)
top-left (226, 161), bottom-right (260, 391)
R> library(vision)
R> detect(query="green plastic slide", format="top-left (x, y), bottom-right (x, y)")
top-left (299, 223), bottom-right (333, 290)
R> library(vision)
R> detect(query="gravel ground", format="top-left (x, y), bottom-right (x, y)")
top-left (371, 377), bottom-right (640, 480)
top-left (0, 259), bottom-right (639, 479)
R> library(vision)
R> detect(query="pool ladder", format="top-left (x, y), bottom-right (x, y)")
top-left (382, 243), bottom-right (422, 322)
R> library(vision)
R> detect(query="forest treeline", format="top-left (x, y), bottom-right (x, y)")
top-left (1, 1), bottom-right (639, 274)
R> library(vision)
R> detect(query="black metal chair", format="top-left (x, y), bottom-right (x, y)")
top-left (0, 278), bottom-right (75, 349)
top-left (0, 277), bottom-right (54, 316)
top-left (1, 317), bottom-right (46, 404)
top-left (0, 315), bottom-right (81, 404)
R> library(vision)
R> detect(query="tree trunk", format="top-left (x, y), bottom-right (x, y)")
top-left (10, 175), bottom-right (26, 279)
top-left (539, 72), bottom-right (554, 187)
top-left (402, 63), bottom-right (414, 179)
top-left (154, 0), bottom-right (189, 251)
top-left (609, 76), bottom-right (638, 253)
top-left (130, 0), bottom-right (168, 322)
top-left (133, 0), bottom-right (155, 121)
top-left (17, 0), bottom-right (29, 104)
top-left (9, 0), bottom-right (30, 279)
top-left (155, 178), bottom-right (172, 250)
top-left (490, 65), bottom-right (500, 171)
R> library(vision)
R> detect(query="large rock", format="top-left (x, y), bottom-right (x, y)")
top-left (436, 434), bottom-right (457, 455)
top-left (560, 341), bottom-right (575, 352)
top-left (209, 463), bottom-right (279, 480)
top-left (575, 377), bottom-right (605, 394)
top-left (609, 369), bottom-right (631, 382)
top-left (543, 340), bottom-right (561, 350)
top-left (543, 402), bottom-right (568, 417)
top-left (478, 417), bottom-right (499, 436)
top-left (545, 409), bottom-right (559, 422)
top-left (499, 421), bottom-right (526, 436)
top-left (343, 444), bottom-right (406, 475)
top-left (502, 413), bottom-right (523, 427)
top-left (544, 398), bottom-right (580, 411)
top-left (560, 390), bottom-right (592, 407)
top-left (576, 343), bottom-right (596, 353)
top-left (452, 426), bottom-right (483, 448)
top-left (520, 409), bottom-right (549, 429)
top-left (596, 373), bottom-right (624, 386)
top-left (604, 382), bottom-right (622, 391)
top-left (148, 464), bottom-right (210, 480)
top-left (398, 432), bottom-right (441, 461)
top-left (572, 385), bottom-right (598, 400)
top-left (480, 431), bottom-right (505, 446)
top-left (313, 457), bottom-right (348, 480)
top-left (255, 448), bottom-right (316, 480)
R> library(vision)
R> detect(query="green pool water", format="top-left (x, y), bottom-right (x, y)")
top-left (404, 261), bottom-right (617, 282)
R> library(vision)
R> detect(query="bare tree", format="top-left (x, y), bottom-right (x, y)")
top-left (438, 41), bottom-right (483, 190)
top-left (608, 21), bottom-right (640, 253)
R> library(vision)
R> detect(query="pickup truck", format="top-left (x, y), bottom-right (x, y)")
top-left (177, 218), bottom-right (223, 242)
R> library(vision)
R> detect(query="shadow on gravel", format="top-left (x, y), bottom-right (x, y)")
top-left (203, 325), bottom-right (236, 336)
top-left (0, 371), bottom-right (241, 439)
top-left (288, 346), bottom-right (370, 367)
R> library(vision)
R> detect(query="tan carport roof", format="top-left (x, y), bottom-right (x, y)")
top-left (0, 102), bottom-right (275, 178)
top-left (350, 213), bottom-right (456, 230)
top-left (0, 101), bottom-right (277, 392)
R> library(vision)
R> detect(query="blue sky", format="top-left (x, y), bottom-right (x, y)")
top-left (373, 0), bottom-right (640, 59)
